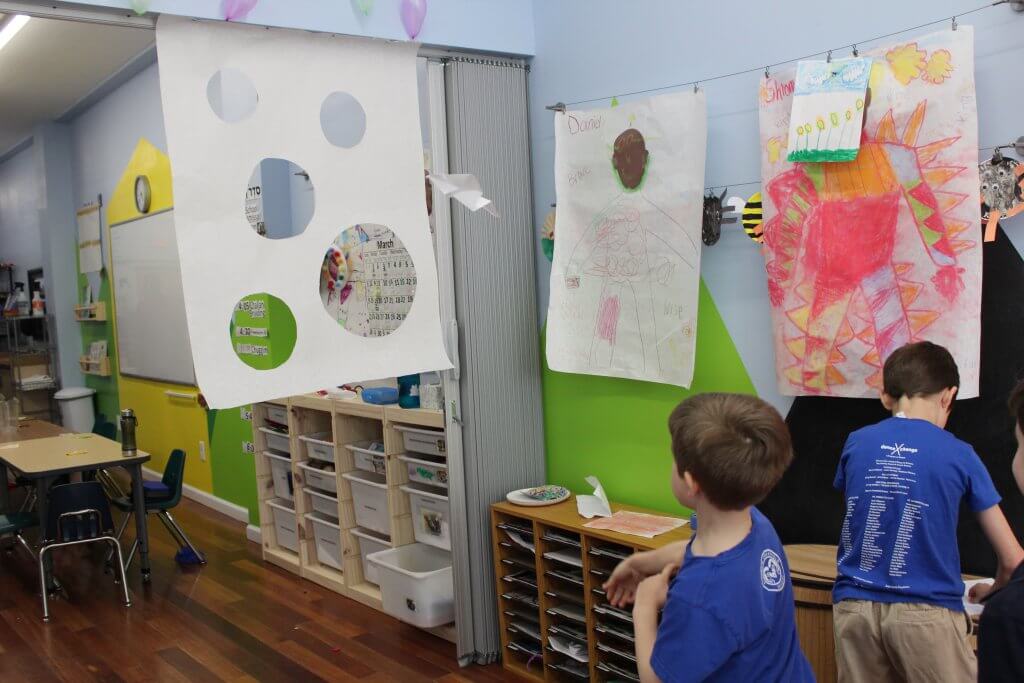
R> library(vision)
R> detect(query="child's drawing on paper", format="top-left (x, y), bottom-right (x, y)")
top-left (759, 28), bottom-right (981, 398)
top-left (547, 92), bottom-right (707, 387)
top-left (786, 58), bottom-right (871, 163)
top-left (319, 224), bottom-right (417, 338)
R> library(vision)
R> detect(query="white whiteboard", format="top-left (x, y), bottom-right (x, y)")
top-left (110, 210), bottom-right (196, 385)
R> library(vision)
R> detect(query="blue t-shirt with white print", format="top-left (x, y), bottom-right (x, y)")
top-left (833, 416), bottom-right (1001, 611)
top-left (651, 508), bottom-right (814, 683)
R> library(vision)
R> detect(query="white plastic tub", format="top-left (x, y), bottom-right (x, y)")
top-left (367, 543), bottom-right (454, 628)
top-left (304, 487), bottom-right (339, 522)
top-left (393, 425), bottom-right (446, 458)
top-left (350, 527), bottom-right (392, 585)
top-left (297, 461), bottom-right (337, 494)
top-left (306, 512), bottom-right (343, 570)
top-left (398, 454), bottom-right (448, 489)
top-left (401, 484), bottom-right (451, 550)
top-left (299, 432), bottom-right (334, 463)
top-left (265, 451), bottom-right (294, 501)
top-left (265, 404), bottom-right (288, 426)
top-left (266, 498), bottom-right (298, 552)
top-left (343, 471), bottom-right (389, 535)
top-left (259, 426), bottom-right (291, 454)
top-left (346, 440), bottom-right (386, 475)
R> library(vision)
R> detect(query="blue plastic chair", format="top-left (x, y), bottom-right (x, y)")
top-left (0, 511), bottom-right (36, 561)
top-left (39, 482), bottom-right (131, 622)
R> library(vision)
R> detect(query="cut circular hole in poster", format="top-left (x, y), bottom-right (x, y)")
top-left (206, 68), bottom-right (259, 123)
top-left (245, 158), bottom-right (315, 238)
top-left (320, 91), bottom-right (367, 148)
top-left (319, 224), bottom-right (417, 337)
top-left (230, 293), bottom-right (297, 369)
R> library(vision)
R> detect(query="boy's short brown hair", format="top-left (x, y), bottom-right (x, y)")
top-left (1009, 379), bottom-right (1024, 428)
top-left (668, 393), bottom-right (793, 511)
top-left (883, 341), bottom-right (960, 399)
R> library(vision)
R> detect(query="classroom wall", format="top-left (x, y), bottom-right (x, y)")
top-left (70, 0), bottom-right (535, 56)
top-left (0, 145), bottom-right (43, 287)
top-left (528, 0), bottom-right (1024, 514)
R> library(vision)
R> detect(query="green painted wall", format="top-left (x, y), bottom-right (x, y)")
top-left (543, 280), bottom-right (757, 516)
top-left (208, 406), bottom-right (259, 524)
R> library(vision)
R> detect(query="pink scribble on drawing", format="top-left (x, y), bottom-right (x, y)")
top-left (221, 0), bottom-right (259, 21)
top-left (597, 296), bottom-right (620, 344)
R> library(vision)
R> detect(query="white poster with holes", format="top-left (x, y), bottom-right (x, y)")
top-left (155, 17), bottom-right (451, 408)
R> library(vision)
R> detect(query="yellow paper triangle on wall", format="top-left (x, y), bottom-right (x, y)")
top-left (108, 138), bottom-right (174, 226)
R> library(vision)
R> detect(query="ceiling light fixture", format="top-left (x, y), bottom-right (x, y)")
top-left (0, 15), bottom-right (30, 53)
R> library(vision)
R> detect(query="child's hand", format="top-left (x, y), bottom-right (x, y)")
top-left (968, 582), bottom-right (995, 603)
top-left (604, 556), bottom-right (644, 608)
top-left (633, 562), bottom-right (679, 615)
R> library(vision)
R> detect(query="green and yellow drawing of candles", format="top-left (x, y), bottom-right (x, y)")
top-left (814, 116), bottom-right (826, 150)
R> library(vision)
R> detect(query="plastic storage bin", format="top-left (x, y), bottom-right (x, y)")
top-left (398, 454), bottom-right (448, 489)
top-left (266, 498), bottom-right (299, 552)
top-left (350, 527), bottom-right (392, 585)
top-left (54, 387), bottom-right (97, 434)
top-left (343, 471), bottom-right (389, 535)
top-left (367, 543), bottom-right (454, 628)
top-left (299, 432), bottom-right (334, 463)
top-left (306, 512), bottom-right (343, 570)
top-left (401, 484), bottom-right (451, 551)
top-left (393, 425), bottom-right (446, 457)
top-left (346, 441), bottom-right (386, 475)
top-left (259, 426), bottom-right (290, 454)
top-left (265, 451), bottom-right (294, 501)
top-left (304, 487), bottom-right (339, 522)
top-left (265, 404), bottom-right (288, 426)
top-left (297, 461), bottom-right (337, 494)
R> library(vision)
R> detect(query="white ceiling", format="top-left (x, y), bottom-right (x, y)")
top-left (0, 15), bottom-right (154, 155)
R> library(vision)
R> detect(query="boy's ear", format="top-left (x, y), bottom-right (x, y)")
top-left (880, 392), bottom-right (896, 411)
top-left (683, 470), bottom-right (700, 496)
top-left (941, 386), bottom-right (959, 412)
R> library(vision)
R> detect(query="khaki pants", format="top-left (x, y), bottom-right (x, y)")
top-left (834, 600), bottom-right (976, 683)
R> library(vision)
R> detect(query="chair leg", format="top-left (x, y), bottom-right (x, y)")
top-left (15, 533), bottom-right (36, 560)
top-left (38, 547), bottom-right (50, 622)
top-left (109, 540), bottom-right (132, 608)
top-left (106, 512), bottom-right (133, 567)
top-left (124, 538), bottom-right (139, 572)
top-left (161, 511), bottom-right (206, 564)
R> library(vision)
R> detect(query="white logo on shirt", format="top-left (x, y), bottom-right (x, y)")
top-left (761, 549), bottom-right (785, 592)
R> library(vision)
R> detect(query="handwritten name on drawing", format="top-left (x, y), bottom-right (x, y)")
top-left (568, 167), bottom-right (591, 186)
top-left (759, 78), bottom-right (795, 105)
top-left (566, 113), bottom-right (603, 135)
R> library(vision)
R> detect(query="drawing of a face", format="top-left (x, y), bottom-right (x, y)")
top-left (613, 128), bottom-right (649, 189)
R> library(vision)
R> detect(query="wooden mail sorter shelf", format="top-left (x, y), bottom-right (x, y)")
top-left (491, 499), bottom-right (692, 682)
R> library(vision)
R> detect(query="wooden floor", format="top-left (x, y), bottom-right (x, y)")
top-left (0, 495), bottom-right (516, 682)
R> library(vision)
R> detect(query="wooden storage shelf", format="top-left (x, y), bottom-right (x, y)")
top-left (79, 355), bottom-right (111, 376)
top-left (491, 499), bottom-right (692, 682)
top-left (74, 301), bottom-right (107, 321)
top-left (254, 396), bottom-right (454, 643)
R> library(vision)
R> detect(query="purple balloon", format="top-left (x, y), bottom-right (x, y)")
top-left (221, 0), bottom-right (259, 21)
top-left (400, 0), bottom-right (427, 39)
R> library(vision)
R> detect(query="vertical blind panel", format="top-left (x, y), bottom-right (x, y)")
top-left (445, 56), bottom-right (545, 664)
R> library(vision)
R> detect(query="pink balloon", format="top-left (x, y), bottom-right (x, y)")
top-left (400, 0), bottom-right (427, 39)
top-left (221, 0), bottom-right (259, 21)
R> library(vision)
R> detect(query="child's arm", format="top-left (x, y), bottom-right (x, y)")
top-left (976, 504), bottom-right (1024, 592)
top-left (604, 540), bottom-right (689, 607)
top-left (634, 564), bottom-right (676, 683)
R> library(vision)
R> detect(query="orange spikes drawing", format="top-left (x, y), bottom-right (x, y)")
top-left (875, 110), bottom-right (898, 143)
top-left (902, 101), bottom-right (927, 146)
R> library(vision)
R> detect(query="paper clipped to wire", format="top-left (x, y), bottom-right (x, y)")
top-left (576, 475), bottom-right (612, 519)
top-left (428, 173), bottom-right (500, 217)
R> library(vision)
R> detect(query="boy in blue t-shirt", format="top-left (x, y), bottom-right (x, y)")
top-left (833, 341), bottom-right (1024, 682)
top-left (604, 393), bottom-right (814, 682)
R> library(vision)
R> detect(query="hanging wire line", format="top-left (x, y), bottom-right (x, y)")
top-left (548, 1), bottom-right (1009, 110)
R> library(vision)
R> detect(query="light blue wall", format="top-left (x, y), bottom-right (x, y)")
top-left (72, 0), bottom-right (535, 55)
top-left (0, 145), bottom-right (43, 286)
top-left (528, 0), bottom-right (1024, 415)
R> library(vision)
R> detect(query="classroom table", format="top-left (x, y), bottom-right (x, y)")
top-left (0, 425), bottom-right (152, 586)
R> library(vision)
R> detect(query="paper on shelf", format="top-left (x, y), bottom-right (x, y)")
top-left (504, 529), bottom-right (536, 554)
top-left (543, 549), bottom-right (582, 568)
top-left (576, 475), bottom-right (612, 519)
top-left (427, 173), bottom-right (499, 217)
top-left (548, 635), bottom-right (588, 663)
top-left (963, 578), bottom-right (993, 617)
top-left (584, 510), bottom-right (687, 538)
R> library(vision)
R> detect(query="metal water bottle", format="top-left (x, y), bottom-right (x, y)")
top-left (120, 409), bottom-right (138, 457)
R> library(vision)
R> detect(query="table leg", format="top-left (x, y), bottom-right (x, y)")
top-left (36, 476), bottom-right (57, 592)
top-left (129, 464), bottom-right (150, 582)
